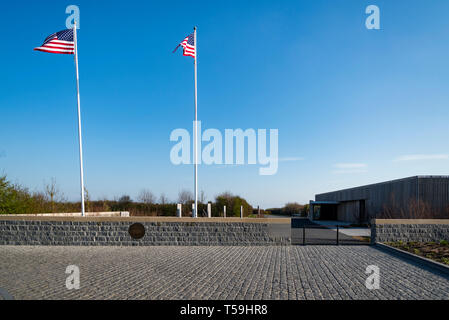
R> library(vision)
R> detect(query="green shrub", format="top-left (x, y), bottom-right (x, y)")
top-left (214, 192), bottom-right (253, 217)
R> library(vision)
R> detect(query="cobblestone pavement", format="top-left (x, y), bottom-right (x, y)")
top-left (1, 245), bottom-right (449, 300)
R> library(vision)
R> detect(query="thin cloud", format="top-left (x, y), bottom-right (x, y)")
top-left (332, 169), bottom-right (368, 174)
top-left (279, 157), bottom-right (305, 162)
top-left (332, 163), bottom-right (367, 174)
top-left (333, 163), bottom-right (367, 169)
top-left (394, 154), bottom-right (449, 162)
top-left (215, 164), bottom-right (243, 168)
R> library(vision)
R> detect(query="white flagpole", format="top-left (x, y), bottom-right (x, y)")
top-left (193, 26), bottom-right (198, 218)
top-left (73, 22), bottom-right (86, 217)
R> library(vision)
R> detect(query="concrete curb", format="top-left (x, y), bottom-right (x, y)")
top-left (375, 242), bottom-right (449, 276)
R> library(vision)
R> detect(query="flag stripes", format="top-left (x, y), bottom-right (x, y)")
top-left (173, 33), bottom-right (195, 58)
top-left (34, 29), bottom-right (75, 54)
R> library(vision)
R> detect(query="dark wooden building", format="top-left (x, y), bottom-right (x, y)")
top-left (309, 176), bottom-right (449, 223)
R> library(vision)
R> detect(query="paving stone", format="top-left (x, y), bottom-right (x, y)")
top-left (0, 245), bottom-right (448, 300)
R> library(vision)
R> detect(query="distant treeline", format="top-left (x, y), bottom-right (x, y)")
top-left (0, 175), bottom-right (309, 217)
top-left (265, 202), bottom-right (309, 217)
top-left (0, 175), bottom-right (257, 217)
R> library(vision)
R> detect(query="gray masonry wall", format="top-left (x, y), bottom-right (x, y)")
top-left (371, 220), bottom-right (449, 243)
top-left (0, 220), bottom-right (290, 246)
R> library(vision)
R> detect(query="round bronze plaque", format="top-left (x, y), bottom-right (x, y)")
top-left (128, 223), bottom-right (145, 240)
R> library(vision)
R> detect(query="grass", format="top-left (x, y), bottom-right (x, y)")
top-left (352, 236), bottom-right (371, 242)
top-left (386, 241), bottom-right (449, 266)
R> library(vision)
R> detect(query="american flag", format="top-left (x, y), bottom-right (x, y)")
top-left (173, 33), bottom-right (195, 58)
top-left (34, 29), bottom-right (75, 54)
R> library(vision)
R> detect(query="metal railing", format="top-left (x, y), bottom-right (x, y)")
top-left (291, 223), bottom-right (370, 245)
top-left (300, 224), bottom-right (340, 245)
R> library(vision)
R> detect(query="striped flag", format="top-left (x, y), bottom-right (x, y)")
top-left (173, 33), bottom-right (195, 58)
top-left (34, 23), bottom-right (87, 217)
top-left (173, 28), bottom-right (199, 216)
top-left (34, 29), bottom-right (75, 54)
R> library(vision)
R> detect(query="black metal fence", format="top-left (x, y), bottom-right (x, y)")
top-left (291, 218), bottom-right (370, 245)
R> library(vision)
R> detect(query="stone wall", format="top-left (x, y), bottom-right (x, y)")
top-left (371, 219), bottom-right (449, 244)
top-left (0, 217), bottom-right (290, 246)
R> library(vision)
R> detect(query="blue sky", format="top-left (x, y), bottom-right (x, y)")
top-left (1, 0), bottom-right (448, 208)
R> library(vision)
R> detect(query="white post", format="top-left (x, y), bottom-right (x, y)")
top-left (193, 26), bottom-right (198, 218)
top-left (177, 203), bottom-right (182, 217)
top-left (73, 22), bottom-right (85, 217)
top-left (223, 205), bottom-right (226, 218)
top-left (240, 205), bottom-right (243, 219)
top-left (207, 202), bottom-right (211, 218)
top-left (192, 203), bottom-right (195, 217)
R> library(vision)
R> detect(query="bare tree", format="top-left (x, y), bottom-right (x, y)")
top-left (381, 197), bottom-right (434, 219)
top-left (43, 178), bottom-right (64, 212)
top-left (178, 189), bottom-right (193, 204)
top-left (159, 193), bottom-right (168, 205)
top-left (98, 195), bottom-right (110, 212)
top-left (200, 190), bottom-right (206, 203)
top-left (84, 186), bottom-right (90, 213)
top-left (137, 189), bottom-right (156, 204)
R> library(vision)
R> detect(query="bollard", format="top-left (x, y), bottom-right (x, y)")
top-left (177, 204), bottom-right (182, 218)
top-left (192, 203), bottom-right (195, 217)
top-left (207, 202), bottom-right (211, 218)
top-left (240, 205), bottom-right (243, 219)
top-left (223, 205), bottom-right (226, 218)
top-left (336, 225), bottom-right (339, 245)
